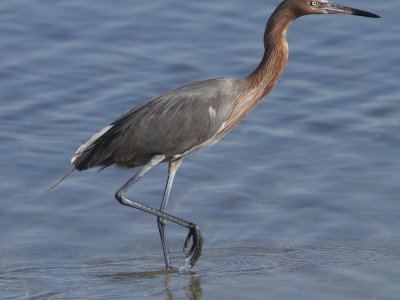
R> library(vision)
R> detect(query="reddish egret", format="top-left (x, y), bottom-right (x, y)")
top-left (51, 0), bottom-right (380, 270)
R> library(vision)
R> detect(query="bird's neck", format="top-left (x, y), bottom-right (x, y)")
top-left (243, 8), bottom-right (294, 101)
top-left (216, 8), bottom-right (294, 139)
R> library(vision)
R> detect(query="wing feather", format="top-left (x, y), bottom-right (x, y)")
top-left (72, 77), bottom-right (240, 170)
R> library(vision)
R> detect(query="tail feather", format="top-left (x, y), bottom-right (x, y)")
top-left (26, 168), bottom-right (76, 202)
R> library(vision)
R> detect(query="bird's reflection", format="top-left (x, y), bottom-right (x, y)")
top-left (183, 274), bottom-right (202, 300)
top-left (100, 268), bottom-right (202, 300)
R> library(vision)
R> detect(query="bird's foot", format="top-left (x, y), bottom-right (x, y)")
top-left (181, 226), bottom-right (203, 269)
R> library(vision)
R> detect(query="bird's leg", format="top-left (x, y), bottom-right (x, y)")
top-left (157, 157), bottom-right (183, 270)
top-left (115, 155), bottom-right (203, 269)
top-left (115, 155), bottom-right (165, 194)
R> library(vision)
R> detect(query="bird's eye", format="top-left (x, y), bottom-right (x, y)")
top-left (310, 1), bottom-right (318, 7)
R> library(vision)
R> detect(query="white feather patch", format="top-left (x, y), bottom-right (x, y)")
top-left (208, 106), bottom-right (217, 122)
top-left (71, 125), bottom-right (113, 164)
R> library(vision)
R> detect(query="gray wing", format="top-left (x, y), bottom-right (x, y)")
top-left (72, 77), bottom-right (239, 170)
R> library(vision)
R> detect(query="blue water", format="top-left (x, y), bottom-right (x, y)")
top-left (1, 0), bottom-right (399, 299)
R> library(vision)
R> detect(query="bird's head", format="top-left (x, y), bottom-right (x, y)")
top-left (286, 0), bottom-right (380, 19)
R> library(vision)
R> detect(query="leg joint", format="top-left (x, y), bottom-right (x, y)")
top-left (157, 216), bottom-right (166, 227)
top-left (115, 191), bottom-right (125, 205)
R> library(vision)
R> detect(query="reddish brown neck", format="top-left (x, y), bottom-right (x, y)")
top-left (216, 5), bottom-right (295, 139)
top-left (244, 5), bottom-right (294, 100)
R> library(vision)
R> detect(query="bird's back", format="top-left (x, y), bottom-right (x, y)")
top-left (72, 77), bottom-right (241, 171)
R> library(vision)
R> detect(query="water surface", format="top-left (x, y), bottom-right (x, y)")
top-left (1, 0), bottom-right (399, 299)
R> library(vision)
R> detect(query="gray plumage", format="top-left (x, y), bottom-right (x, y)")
top-left (73, 78), bottom-right (239, 171)
top-left (63, 0), bottom-right (379, 270)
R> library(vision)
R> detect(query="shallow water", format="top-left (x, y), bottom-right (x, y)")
top-left (1, 0), bottom-right (399, 299)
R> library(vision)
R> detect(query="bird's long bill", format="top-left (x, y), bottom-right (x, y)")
top-left (323, 2), bottom-right (380, 18)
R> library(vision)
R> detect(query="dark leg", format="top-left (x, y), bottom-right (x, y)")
top-left (157, 157), bottom-right (183, 269)
top-left (115, 155), bottom-right (203, 269)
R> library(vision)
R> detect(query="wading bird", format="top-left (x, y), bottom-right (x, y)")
top-left (51, 0), bottom-right (380, 270)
